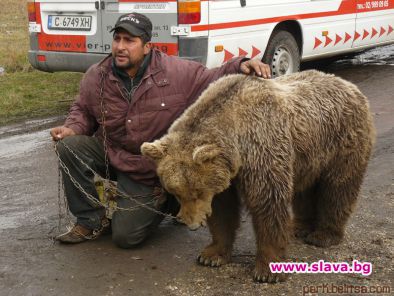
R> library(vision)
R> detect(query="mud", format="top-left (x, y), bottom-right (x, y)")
top-left (0, 46), bottom-right (393, 296)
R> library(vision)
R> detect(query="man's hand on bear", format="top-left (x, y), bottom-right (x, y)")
top-left (240, 59), bottom-right (271, 79)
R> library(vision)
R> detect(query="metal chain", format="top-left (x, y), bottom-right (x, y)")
top-left (54, 140), bottom-right (175, 218)
top-left (57, 158), bottom-right (72, 226)
top-left (57, 156), bottom-right (73, 231)
top-left (96, 69), bottom-right (174, 217)
top-left (99, 70), bottom-right (111, 181)
top-left (54, 69), bottom-right (176, 223)
top-left (97, 70), bottom-right (112, 221)
top-left (57, 161), bottom-right (63, 230)
top-left (58, 140), bottom-right (161, 199)
top-left (55, 144), bottom-right (104, 207)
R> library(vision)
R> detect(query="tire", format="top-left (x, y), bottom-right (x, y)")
top-left (262, 30), bottom-right (300, 78)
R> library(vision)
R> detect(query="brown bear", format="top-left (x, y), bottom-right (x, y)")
top-left (141, 70), bottom-right (375, 283)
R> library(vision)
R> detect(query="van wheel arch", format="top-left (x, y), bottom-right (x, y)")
top-left (262, 24), bottom-right (302, 77)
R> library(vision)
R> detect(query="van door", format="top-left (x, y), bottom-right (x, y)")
top-left (301, 0), bottom-right (357, 59)
top-left (354, 0), bottom-right (394, 49)
top-left (100, 0), bottom-right (179, 56)
top-left (37, 0), bottom-right (102, 54)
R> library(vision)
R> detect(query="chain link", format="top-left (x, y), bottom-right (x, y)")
top-left (57, 161), bottom-right (63, 230)
top-left (98, 71), bottom-right (112, 215)
top-left (99, 71), bottom-right (111, 181)
top-left (54, 142), bottom-right (175, 218)
top-left (57, 159), bottom-right (71, 229)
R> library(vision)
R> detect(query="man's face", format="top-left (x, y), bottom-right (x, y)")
top-left (112, 30), bottom-right (150, 71)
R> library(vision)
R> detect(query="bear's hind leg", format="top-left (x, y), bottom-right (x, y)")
top-left (292, 185), bottom-right (318, 239)
top-left (304, 157), bottom-right (368, 247)
top-left (198, 185), bottom-right (240, 267)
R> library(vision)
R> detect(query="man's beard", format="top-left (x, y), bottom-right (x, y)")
top-left (114, 52), bottom-right (136, 69)
top-left (115, 58), bottom-right (134, 70)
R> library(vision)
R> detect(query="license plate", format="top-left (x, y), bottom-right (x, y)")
top-left (48, 15), bottom-right (92, 31)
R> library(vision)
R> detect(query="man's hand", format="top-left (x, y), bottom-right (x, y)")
top-left (240, 59), bottom-right (271, 79)
top-left (50, 126), bottom-right (76, 141)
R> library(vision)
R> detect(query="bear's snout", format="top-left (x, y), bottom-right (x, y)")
top-left (187, 223), bottom-right (202, 231)
top-left (177, 206), bottom-right (208, 231)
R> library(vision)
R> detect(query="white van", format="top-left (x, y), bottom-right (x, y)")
top-left (27, 0), bottom-right (394, 77)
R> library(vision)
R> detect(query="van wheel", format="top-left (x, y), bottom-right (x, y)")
top-left (262, 30), bottom-right (300, 77)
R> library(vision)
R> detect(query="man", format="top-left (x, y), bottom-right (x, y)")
top-left (51, 12), bottom-right (271, 248)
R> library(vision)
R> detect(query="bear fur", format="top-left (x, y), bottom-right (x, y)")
top-left (141, 70), bottom-right (375, 283)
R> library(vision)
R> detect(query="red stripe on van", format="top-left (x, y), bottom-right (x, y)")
top-left (191, 0), bottom-right (393, 32)
top-left (38, 34), bottom-right (87, 52)
top-left (118, 0), bottom-right (209, 2)
top-left (118, 0), bottom-right (177, 2)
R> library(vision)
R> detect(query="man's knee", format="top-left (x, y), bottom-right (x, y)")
top-left (112, 226), bottom-right (152, 249)
top-left (56, 135), bottom-right (83, 156)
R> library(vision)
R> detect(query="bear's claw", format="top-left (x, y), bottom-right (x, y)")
top-left (197, 255), bottom-right (225, 267)
top-left (294, 226), bottom-right (314, 239)
top-left (295, 229), bottom-right (312, 239)
top-left (253, 269), bottom-right (286, 283)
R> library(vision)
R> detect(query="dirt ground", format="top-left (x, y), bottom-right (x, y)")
top-left (0, 49), bottom-right (393, 296)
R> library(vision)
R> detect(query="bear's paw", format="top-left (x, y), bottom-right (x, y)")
top-left (253, 265), bottom-right (287, 283)
top-left (197, 254), bottom-right (227, 267)
top-left (293, 223), bottom-right (314, 239)
top-left (304, 230), bottom-right (343, 248)
top-left (197, 245), bottom-right (231, 267)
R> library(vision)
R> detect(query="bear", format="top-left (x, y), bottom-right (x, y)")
top-left (141, 70), bottom-right (375, 283)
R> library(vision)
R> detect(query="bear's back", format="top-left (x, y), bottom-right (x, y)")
top-left (169, 70), bottom-right (373, 158)
top-left (273, 70), bottom-right (372, 150)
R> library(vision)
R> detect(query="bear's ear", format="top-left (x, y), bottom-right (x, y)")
top-left (192, 144), bottom-right (221, 164)
top-left (141, 140), bottom-right (167, 161)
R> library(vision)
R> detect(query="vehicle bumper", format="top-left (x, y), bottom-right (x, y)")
top-left (28, 37), bottom-right (209, 73)
top-left (28, 50), bottom-right (107, 73)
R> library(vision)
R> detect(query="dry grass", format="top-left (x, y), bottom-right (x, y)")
top-left (0, 71), bottom-right (82, 124)
top-left (0, 0), bottom-right (30, 72)
top-left (0, 0), bottom-right (83, 125)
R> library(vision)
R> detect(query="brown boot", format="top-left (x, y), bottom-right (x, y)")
top-left (56, 219), bottom-right (110, 244)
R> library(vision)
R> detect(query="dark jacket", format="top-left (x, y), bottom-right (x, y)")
top-left (65, 49), bottom-right (245, 185)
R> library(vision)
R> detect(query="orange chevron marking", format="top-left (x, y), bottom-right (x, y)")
top-left (371, 27), bottom-right (377, 38)
top-left (324, 35), bottom-right (332, 47)
top-left (388, 25), bottom-right (393, 35)
top-left (354, 31), bottom-right (360, 41)
top-left (362, 29), bottom-right (369, 40)
top-left (238, 47), bottom-right (248, 56)
top-left (379, 26), bottom-right (386, 37)
top-left (223, 49), bottom-right (234, 63)
top-left (251, 46), bottom-right (261, 58)
top-left (314, 37), bottom-right (322, 49)
top-left (344, 32), bottom-right (352, 43)
top-left (334, 34), bottom-right (342, 45)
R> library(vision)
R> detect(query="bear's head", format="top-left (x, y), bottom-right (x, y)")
top-left (141, 137), bottom-right (240, 230)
